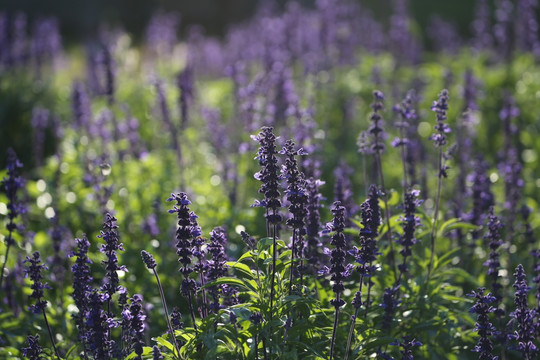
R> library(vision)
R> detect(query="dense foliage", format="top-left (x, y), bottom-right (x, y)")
top-left (2, 1), bottom-right (540, 359)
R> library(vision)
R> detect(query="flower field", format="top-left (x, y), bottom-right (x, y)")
top-left (2, 1), bottom-right (540, 359)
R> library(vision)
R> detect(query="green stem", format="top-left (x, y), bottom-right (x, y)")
top-left (153, 269), bottom-right (181, 358)
top-left (42, 307), bottom-right (61, 360)
top-left (428, 147), bottom-right (443, 278)
top-left (329, 294), bottom-right (341, 360)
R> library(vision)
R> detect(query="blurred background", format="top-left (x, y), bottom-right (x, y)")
top-left (0, 0), bottom-right (477, 45)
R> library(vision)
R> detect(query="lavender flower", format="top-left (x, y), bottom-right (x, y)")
top-left (168, 193), bottom-right (195, 277)
top-left (170, 307), bottom-right (184, 331)
top-left (145, 11), bottom-right (180, 59)
top-left (101, 42), bottom-right (115, 105)
top-left (397, 189), bottom-right (421, 280)
top-left (430, 89), bottom-right (450, 150)
top-left (393, 90), bottom-right (417, 189)
top-left (380, 285), bottom-right (401, 330)
top-left (468, 288), bottom-right (498, 360)
top-left (250, 311), bottom-right (263, 325)
top-left (24, 252), bottom-right (50, 314)
top-left (483, 208), bottom-right (504, 306)
top-left (31, 17), bottom-right (62, 76)
top-left (427, 17), bottom-right (460, 54)
top-left (98, 213), bottom-right (126, 300)
top-left (22, 334), bottom-right (42, 360)
top-left (70, 236), bottom-right (93, 346)
top-left (122, 294), bottom-right (146, 359)
top-left (0, 148), bottom-right (25, 290)
top-left (350, 186), bottom-right (381, 279)
top-left (428, 89), bottom-right (450, 276)
top-left (369, 90), bottom-right (386, 154)
top-left (241, 230), bottom-right (257, 251)
top-left (168, 193), bottom-right (198, 327)
top-left (155, 80), bottom-right (183, 171)
top-left (515, 0), bottom-right (540, 54)
top-left (141, 250), bottom-right (156, 270)
top-left (466, 158), bottom-right (494, 239)
top-left (389, 0), bottom-right (420, 65)
top-left (391, 337), bottom-right (422, 360)
top-left (325, 201), bottom-right (352, 360)
top-left (280, 140), bottom-right (308, 291)
top-left (86, 290), bottom-right (113, 359)
top-left (357, 130), bottom-right (372, 155)
top-left (178, 65), bottom-right (194, 129)
top-left (206, 227), bottom-right (229, 312)
top-left (471, 0), bottom-right (493, 50)
top-left (349, 186), bottom-right (380, 313)
top-left (253, 126), bottom-right (282, 331)
top-left (190, 211), bottom-right (209, 314)
top-left (31, 107), bottom-right (49, 168)
top-left (345, 186), bottom-right (381, 359)
top-left (24, 251), bottom-right (60, 359)
top-left (253, 126), bottom-right (282, 231)
top-left (500, 147), bottom-right (523, 239)
top-left (333, 162), bottom-right (358, 226)
top-left (510, 264), bottom-right (537, 359)
top-left (493, 0), bottom-right (513, 59)
top-left (152, 345), bottom-right (164, 360)
top-left (323, 201), bottom-right (351, 307)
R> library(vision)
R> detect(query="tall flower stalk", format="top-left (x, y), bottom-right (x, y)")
top-left (98, 213), bottom-right (126, 316)
top-left (141, 250), bottom-right (181, 357)
top-left (368, 90), bottom-right (396, 278)
top-left (190, 211), bottom-right (208, 318)
top-left (427, 89), bottom-right (450, 277)
top-left (70, 235), bottom-right (93, 359)
top-left (511, 264), bottom-right (537, 359)
top-left (393, 91), bottom-right (417, 192)
top-left (467, 288), bottom-right (497, 360)
top-left (24, 251), bottom-right (60, 359)
top-left (0, 148), bottom-right (25, 292)
top-left (168, 192), bottom-right (199, 330)
top-left (280, 140), bottom-right (308, 294)
top-left (345, 186), bottom-right (380, 360)
top-left (321, 202), bottom-right (351, 360)
top-left (483, 208), bottom-right (504, 305)
top-left (397, 189), bottom-right (421, 283)
top-left (252, 126), bottom-right (282, 349)
top-left (206, 227), bottom-right (229, 313)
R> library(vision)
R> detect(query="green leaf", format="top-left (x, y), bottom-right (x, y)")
top-left (226, 261), bottom-right (255, 279)
top-left (154, 336), bottom-right (175, 351)
top-left (64, 344), bottom-right (78, 359)
top-left (202, 277), bottom-right (251, 291)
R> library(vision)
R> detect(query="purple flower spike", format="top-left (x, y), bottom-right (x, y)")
top-left (430, 89), bottom-right (450, 148)
top-left (24, 252), bottom-right (50, 314)
top-left (397, 189), bottom-right (421, 279)
top-left (326, 201), bottom-right (350, 309)
top-left (483, 208), bottom-right (504, 307)
top-left (510, 264), bottom-right (537, 359)
top-left (98, 213), bottom-right (126, 299)
top-left (253, 127), bottom-right (282, 230)
top-left (369, 90), bottom-right (386, 154)
top-left (467, 288), bottom-right (498, 360)
top-left (70, 235), bottom-right (93, 342)
top-left (22, 334), bottom-right (43, 360)
top-left (168, 193), bottom-right (195, 277)
top-left (391, 337), bottom-right (422, 360)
